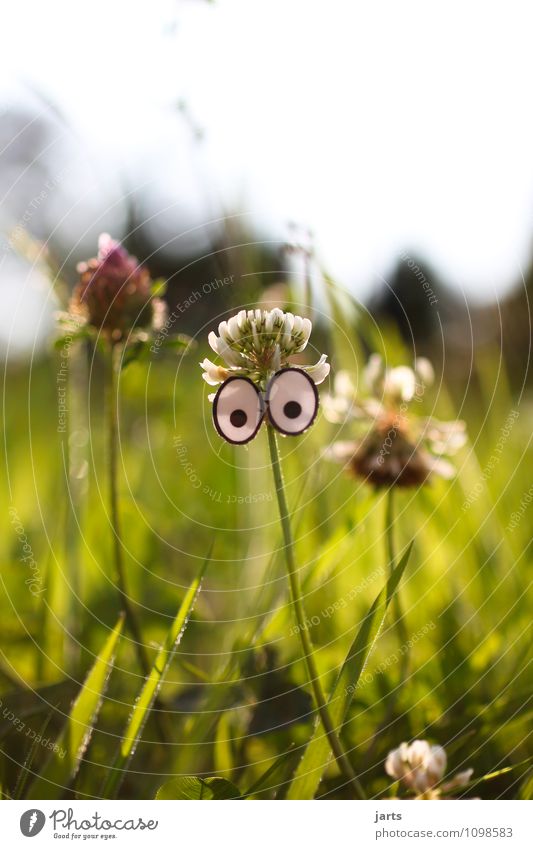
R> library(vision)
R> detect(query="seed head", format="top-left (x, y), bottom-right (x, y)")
top-left (324, 355), bottom-right (466, 488)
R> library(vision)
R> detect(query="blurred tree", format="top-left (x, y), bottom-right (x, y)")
top-left (369, 254), bottom-right (459, 352)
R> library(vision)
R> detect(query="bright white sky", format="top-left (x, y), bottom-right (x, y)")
top-left (2, 0), bottom-right (533, 353)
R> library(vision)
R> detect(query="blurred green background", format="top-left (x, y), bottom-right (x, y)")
top-left (0, 0), bottom-right (532, 801)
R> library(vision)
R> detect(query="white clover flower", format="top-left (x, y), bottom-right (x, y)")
top-left (200, 308), bottom-right (329, 389)
top-left (386, 740), bottom-right (446, 795)
top-left (383, 366), bottom-right (417, 403)
top-left (199, 358), bottom-right (230, 386)
top-left (385, 740), bottom-right (473, 799)
top-left (364, 355), bottom-right (434, 404)
top-left (323, 355), bottom-right (466, 488)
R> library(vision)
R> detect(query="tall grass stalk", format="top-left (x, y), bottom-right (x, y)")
top-left (385, 487), bottom-right (409, 682)
top-left (106, 343), bottom-right (150, 675)
top-left (266, 423), bottom-right (364, 798)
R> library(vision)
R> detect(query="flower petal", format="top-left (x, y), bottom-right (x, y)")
top-left (415, 357), bottom-right (435, 387)
top-left (324, 440), bottom-right (358, 462)
top-left (200, 358), bottom-right (229, 386)
top-left (441, 769), bottom-right (473, 792)
top-left (304, 353), bottom-right (330, 385)
top-left (364, 353), bottom-right (384, 393)
top-left (384, 366), bottom-right (416, 403)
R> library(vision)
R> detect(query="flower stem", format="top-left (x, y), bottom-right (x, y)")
top-left (106, 342), bottom-right (151, 676)
top-left (267, 424), bottom-right (365, 798)
top-left (106, 343), bottom-right (171, 744)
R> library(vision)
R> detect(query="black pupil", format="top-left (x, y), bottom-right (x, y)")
top-left (230, 409), bottom-right (248, 428)
top-left (283, 401), bottom-right (302, 419)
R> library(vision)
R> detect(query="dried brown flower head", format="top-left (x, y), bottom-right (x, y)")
top-left (70, 234), bottom-right (162, 341)
top-left (324, 355), bottom-right (466, 488)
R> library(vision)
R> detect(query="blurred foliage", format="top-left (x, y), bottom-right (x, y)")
top-left (0, 274), bottom-right (531, 800)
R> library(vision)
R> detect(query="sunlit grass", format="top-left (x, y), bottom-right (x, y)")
top-left (0, 318), bottom-right (531, 799)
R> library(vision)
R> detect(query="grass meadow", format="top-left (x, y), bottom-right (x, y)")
top-left (1, 279), bottom-right (532, 801)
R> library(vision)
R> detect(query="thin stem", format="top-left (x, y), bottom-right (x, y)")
top-left (267, 424), bottom-right (365, 798)
top-left (107, 342), bottom-right (151, 676)
top-left (385, 486), bottom-right (396, 574)
top-left (106, 343), bottom-right (171, 744)
top-left (303, 248), bottom-right (313, 320)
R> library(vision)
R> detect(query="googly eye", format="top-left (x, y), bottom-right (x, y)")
top-left (266, 368), bottom-right (319, 435)
top-left (212, 377), bottom-right (264, 444)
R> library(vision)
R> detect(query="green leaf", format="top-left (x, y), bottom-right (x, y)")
top-left (102, 552), bottom-right (211, 799)
top-left (120, 333), bottom-right (194, 370)
top-left (28, 616), bottom-right (124, 799)
top-left (120, 338), bottom-right (152, 370)
top-left (155, 775), bottom-right (240, 800)
top-left (287, 543), bottom-right (413, 800)
top-left (53, 326), bottom-right (92, 350)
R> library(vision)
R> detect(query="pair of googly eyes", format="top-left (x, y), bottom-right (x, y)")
top-left (212, 368), bottom-right (319, 444)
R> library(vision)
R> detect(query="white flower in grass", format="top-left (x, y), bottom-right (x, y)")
top-left (200, 308), bottom-right (329, 389)
top-left (385, 740), bottom-right (473, 799)
top-left (323, 355), bottom-right (466, 488)
top-left (199, 358), bottom-right (230, 386)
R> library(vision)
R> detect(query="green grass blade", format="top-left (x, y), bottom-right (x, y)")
top-left (519, 768), bottom-right (533, 800)
top-left (13, 712), bottom-right (54, 799)
top-left (441, 757), bottom-right (533, 797)
top-left (29, 615), bottom-right (124, 799)
top-left (244, 745), bottom-right (300, 799)
top-left (102, 554), bottom-right (210, 799)
top-left (287, 542), bottom-right (413, 800)
top-left (214, 711), bottom-right (233, 776)
top-left (155, 775), bottom-right (240, 800)
top-left (0, 681), bottom-right (78, 743)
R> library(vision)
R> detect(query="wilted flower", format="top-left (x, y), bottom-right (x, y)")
top-left (68, 234), bottom-right (164, 341)
top-left (385, 740), bottom-right (473, 799)
top-left (324, 355), bottom-right (466, 487)
top-left (200, 308), bottom-right (330, 389)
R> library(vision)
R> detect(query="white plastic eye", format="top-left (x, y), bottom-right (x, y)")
top-left (212, 377), bottom-right (264, 444)
top-left (266, 368), bottom-right (319, 435)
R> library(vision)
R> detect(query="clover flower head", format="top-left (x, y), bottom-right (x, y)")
top-left (385, 740), bottom-right (473, 799)
top-left (68, 234), bottom-right (164, 341)
top-left (200, 308), bottom-right (330, 390)
top-left (364, 353), bottom-right (436, 404)
top-left (323, 355), bottom-right (466, 488)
